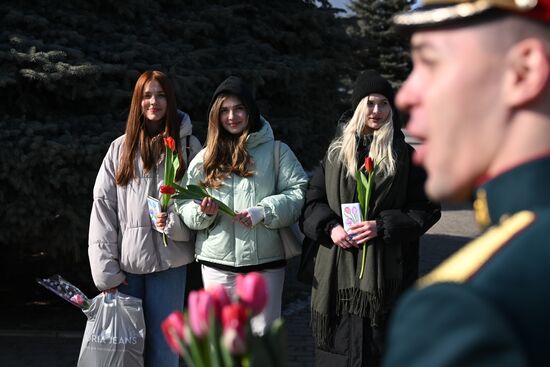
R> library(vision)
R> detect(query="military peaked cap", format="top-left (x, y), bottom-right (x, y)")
top-left (393, 0), bottom-right (550, 29)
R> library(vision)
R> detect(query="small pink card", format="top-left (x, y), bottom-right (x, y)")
top-left (341, 203), bottom-right (362, 232)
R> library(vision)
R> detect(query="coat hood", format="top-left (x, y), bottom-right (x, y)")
top-left (177, 110), bottom-right (193, 139)
top-left (246, 117), bottom-right (274, 149)
top-left (208, 76), bottom-right (261, 133)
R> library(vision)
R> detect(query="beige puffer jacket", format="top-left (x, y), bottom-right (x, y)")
top-left (88, 112), bottom-right (202, 291)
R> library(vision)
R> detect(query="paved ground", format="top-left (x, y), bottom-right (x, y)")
top-left (0, 203), bottom-right (478, 367)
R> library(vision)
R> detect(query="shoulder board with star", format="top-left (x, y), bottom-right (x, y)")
top-left (418, 211), bottom-right (536, 288)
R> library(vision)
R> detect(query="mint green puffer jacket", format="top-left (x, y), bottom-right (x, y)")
top-left (176, 119), bottom-right (308, 267)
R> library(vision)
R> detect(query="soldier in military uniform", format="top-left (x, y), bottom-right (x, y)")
top-left (383, 1), bottom-right (550, 366)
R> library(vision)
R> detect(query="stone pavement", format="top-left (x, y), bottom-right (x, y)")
top-left (0, 204), bottom-right (477, 367)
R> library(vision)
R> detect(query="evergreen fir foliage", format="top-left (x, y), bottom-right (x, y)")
top-left (0, 0), bottom-right (353, 264)
top-left (348, 0), bottom-right (413, 87)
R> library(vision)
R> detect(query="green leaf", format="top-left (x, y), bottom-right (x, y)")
top-left (172, 183), bottom-right (236, 217)
top-left (215, 200), bottom-right (236, 217)
top-left (164, 149), bottom-right (175, 185)
top-left (172, 155), bottom-right (180, 175)
top-left (187, 184), bottom-right (209, 195)
top-left (188, 185), bottom-right (235, 217)
top-left (172, 182), bottom-right (188, 192)
top-left (172, 192), bottom-right (202, 201)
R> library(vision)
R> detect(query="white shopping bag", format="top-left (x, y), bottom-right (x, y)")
top-left (77, 291), bottom-right (145, 367)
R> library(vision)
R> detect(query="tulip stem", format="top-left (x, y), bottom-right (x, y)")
top-left (358, 169), bottom-right (375, 280)
top-left (207, 312), bottom-right (223, 367)
top-left (188, 331), bottom-right (206, 367)
top-left (240, 355), bottom-right (251, 367)
top-left (359, 242), bottom-right (367, 279)
top-left (178, 339), bottom-right (197, 367)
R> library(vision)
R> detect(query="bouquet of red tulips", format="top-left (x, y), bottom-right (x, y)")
top-left (162, 272), bottom-right (287, 367)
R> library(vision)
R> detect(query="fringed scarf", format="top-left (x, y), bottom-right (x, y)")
top-left (311, 135), bottom-right (410, 348)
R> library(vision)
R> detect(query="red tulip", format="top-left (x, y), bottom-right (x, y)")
top-left (160, 185), bottom-right (176, 195)
top-left (364, 156), bottom-right (374, 173)
top-left (188, 290), bottom-right (214, 339)
top-left (222, 303), bottom-right (248, 343)
top-left (235, 272), bottom-right (268, 315)
top-left (222, 325), bottom-right (247, 355)
top-left (164, 136), bottom-right (176, 152)
top-left (207, 284), bottom-right (231, 319)
top-left (161, 311), bottom-right (188, 355)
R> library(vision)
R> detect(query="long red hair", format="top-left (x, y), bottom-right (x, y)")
top-left (115, 70), bottom-right (185, 186)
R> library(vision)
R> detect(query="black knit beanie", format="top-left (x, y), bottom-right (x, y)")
top-left (209, 76), bottom-right (261, 133)
top-left (351, 70), bottom-right (395, 112)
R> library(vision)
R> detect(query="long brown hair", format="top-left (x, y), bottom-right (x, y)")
top-left (201, 94), bottom-right (254, 188)
top-left (115, 70), bottom-right (186, 186)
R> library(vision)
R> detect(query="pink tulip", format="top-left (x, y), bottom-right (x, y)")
top-left (235, 272), bottom-right (268, 315)
top-left (161, 311), bottom-right (187, 355)
top-left (188, 290), bottom-right (214, 339)
top-left (70, 294), bottom-right (85, 306)
top-left (207, 284), bottom-right (231, 319)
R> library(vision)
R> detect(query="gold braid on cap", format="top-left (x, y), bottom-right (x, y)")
top-left (393, 0), bottom-right (538, 27)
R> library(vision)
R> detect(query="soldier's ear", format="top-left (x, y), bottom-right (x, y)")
top-left (503, 38), bottom-right (550, 108)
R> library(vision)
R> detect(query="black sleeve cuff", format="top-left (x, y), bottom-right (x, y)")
top-left (376, 218), bottom-right (385, 242)
top-left (325, 221), bottom-right (340, 236)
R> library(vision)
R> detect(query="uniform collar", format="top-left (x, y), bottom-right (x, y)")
top-left (474, 155), bottom-right (550, 229)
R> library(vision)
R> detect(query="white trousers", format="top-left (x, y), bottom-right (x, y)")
top-left (201, 265), bottom-right (285, 335)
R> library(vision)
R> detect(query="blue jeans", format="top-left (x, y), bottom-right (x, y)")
top-left (118, 266), bottom-right (187, 367)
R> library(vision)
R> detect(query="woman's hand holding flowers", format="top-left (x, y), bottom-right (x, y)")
top-left (330, 224), bottom-right (358, 249)
top-left (234, 211), bottom-right (253, 227)
top-left (199, 197), bottom-right (219, 216)
top-left (234, 206), bottom-right (264, 227)
top-left (348, 220), bottom-right (378, 245)
top-left (156, 212), bottom-right (168, 230)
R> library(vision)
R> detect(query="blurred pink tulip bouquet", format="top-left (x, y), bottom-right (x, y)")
top-left (162, 272), bottom-right (287, 367)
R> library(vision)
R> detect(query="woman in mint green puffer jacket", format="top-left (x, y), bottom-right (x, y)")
top-left (176, 76), bottom-right (308, 334)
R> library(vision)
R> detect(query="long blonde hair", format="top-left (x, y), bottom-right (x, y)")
top-left (328, 96), bottom-right (397, 178)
